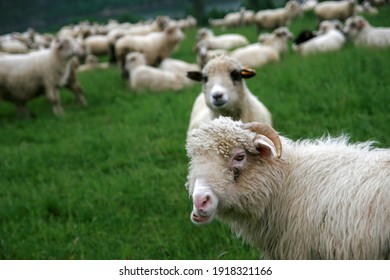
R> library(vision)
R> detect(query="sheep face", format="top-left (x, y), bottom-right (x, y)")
top-left (343, 16), bottom-right (367, 40)
top-left (54, 38), bottom-right (85, 60)
top-left (186, 117), bottom-right (282, 225)
top-left (165, 25), bottom-right (185, 44)
top-left (125, 52), bottom-right (146, 72)
top-left (187, 56), bottom-right (256, 115)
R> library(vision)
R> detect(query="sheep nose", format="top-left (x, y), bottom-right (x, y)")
top-left (212, 92), bottom-right (224, 102)
top-left (195, 195), bottom-right (211, 213)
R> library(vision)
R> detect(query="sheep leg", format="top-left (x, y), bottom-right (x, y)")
top-left (46, 87), bottom-right (64, 116)
top-left (15, 103), bottom-right (35, 118)
top-left (65, 82), bottom-right (88, 106)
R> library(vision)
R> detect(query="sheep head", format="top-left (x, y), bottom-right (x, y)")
top-left (187, 56), bottom-right (256, 116)
top-left (186, 117), bottom-right (282, 225)
top-left (343, 16), bottom-right (368, 40)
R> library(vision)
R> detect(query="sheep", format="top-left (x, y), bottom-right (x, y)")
top-left (314, 0), bottom-right (356, 23)
top-left (194, 39), bottom-right (228, 69)
top-left (195, 28), bottom-right (249, 50)
top-left (229, 27), bottom-right (292, 68)
top-left (186, 55), bottom-right (272, 131)
top-left (115, 24), bottom-right (184, 78)
top-left (293, 20), bottom-right (346, 56)
top-left (125, 52), bottom-right (189, 93)
top-left (0, 37), bottom-right (29, 54)
top-left (0, 37), bottom-right (84, 117)
top-left (343, 16), bottom-right (390, 48)
top-left (255, 0), bottom-right (301, 31)
top-left (77, 54), bottom-right (109, 72)
top-left (185, 116), bottom-right (390, 259)
top-left (84, 35), bottom-right (110, 56)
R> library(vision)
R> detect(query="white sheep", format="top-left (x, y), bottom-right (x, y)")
top-left (293, 20), bottom-right (346, 56)
top-left (0, 36), bottom-right (29, 54)
top-left (77, 54), bottom-right (109, 72)
top-left (229, 27), bottom-right (292, 68)
top-left (195, 28), bottom-right (249, 50)
top-left (314, 0), bottom-right (356, 22)
top-left (84, 35), bottom-right (110, 56)
top-left (255, 0), bottom-right (301, 31)
top-left (115, 24), bottom-right (184, 78)
top-left (186, 55), bottom-right (272, 131)
top-left (343, 16), bottom-right (390, 48)
top-left (194, 39), bottom-right (228, 69)
top-left (0, 38), bottom-right (84, 117)
top-left (125, 52), bottom-right (189, 93)
top-left (186, 116), bottom-right (390, 259)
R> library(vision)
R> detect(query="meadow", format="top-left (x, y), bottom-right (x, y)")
top-left (0, 7), bottom-right (390, 260)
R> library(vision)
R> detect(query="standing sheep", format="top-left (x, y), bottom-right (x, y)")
top-left (186, 55), bottom-right (272, 131)
top-left (255, 0), bottom-right (301, 31)
top-left (0, 38), bottom-right (83, 117)
top-left (115, 24), bottom-right (184, 78)
top-left (343, 16), bottom-right (390, 48)
top-left (314, 0), bottom-right (356, 23)
top-left (186, 117), bottom-right (390, 259)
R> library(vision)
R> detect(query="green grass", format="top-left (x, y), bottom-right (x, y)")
top-left (1, 7), bottom-right (390, 260)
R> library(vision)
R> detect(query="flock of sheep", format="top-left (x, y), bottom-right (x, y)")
top-left (1, 0), bottom-right (390, 259)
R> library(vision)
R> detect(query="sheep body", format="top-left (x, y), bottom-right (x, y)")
top-left (84, 35), bottom-right (109, 56)
top-left (115, 24), bottom-right (184, 77)
top-left (255, 0), bottom-right (301, 30)
top-left (186, 117), bottom-right (390, 259)
top-left (229, 44), bottom-right (280, 68)
top-left (187, 55), bottom-right (272, 131)
top-left (196, 28), bottom-right (249, 50)
top-left (293, 21), bottom-right (346, 56)
top-left (343, 16), bottom-right (390, 48)
top-left (125, 52), bottom-right (187, 92)
top-left (0, 38), bottom-right (83, 116)
top-left (314, 0), bottom-right (356, 22)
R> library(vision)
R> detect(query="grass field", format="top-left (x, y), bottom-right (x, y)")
top-left (1, 7), bottom-right (390, 260)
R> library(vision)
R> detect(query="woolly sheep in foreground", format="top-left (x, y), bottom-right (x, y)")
top-left (293, 20), bottom-right (346, 56)
top-left (195, 28), bottom-right (249, 50)
top-left (255, 0), bottom-right (301, 31)
top-left (186, 55), bottom-right (272, 131)
top-left (115, 24), bottom-right (184, 78)
top-left (314, 0), bottom-right (356, 22)
top-left (0, 38), bottom-right (84, 117)
top-left (343, 16), bottom-right (390, 48)
top-left (186, 117), bottom-right (390, 259)
top-left (125, 52), bottom-right (188, 93)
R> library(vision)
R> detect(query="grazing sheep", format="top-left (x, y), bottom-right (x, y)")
top-left (115, 24), bottom-right (184, 78)
top-left (314, 0), bottom-right (356, 22)
top-left (0, 38), bottom-right (84, 117)
top-left (255, 0), bottom-right (301, 31)
top-left (186, 116), bottom-right (390, 259)
top-left (343, 16), bottom-right (390, 48)
top-left (195, 28), bottom-right (249, 50)
top-left (186, 55), bottom-right (272, 131)
top-left (293, 20), bottom-right (346, 56)
top-left (125, 52), bottom-right (189, 93)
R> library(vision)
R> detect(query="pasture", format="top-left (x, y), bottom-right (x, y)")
top-left (0, 6), bottom-right (390, 259)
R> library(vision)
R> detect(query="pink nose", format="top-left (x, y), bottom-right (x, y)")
top-left (195, 195), bottom-right (211, 212)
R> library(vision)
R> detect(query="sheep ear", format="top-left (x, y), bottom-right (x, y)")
top-left (240, 67), bottom-right (256, 79)
top-left (253, 135), bottom-right (277, 158)
top-left (187, 71), bottom-right (203, 82)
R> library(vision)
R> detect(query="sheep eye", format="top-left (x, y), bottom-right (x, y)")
top-left (234, 154), bottom-right (245, 162)
top-left (230, 70), bottom-right (241, 82)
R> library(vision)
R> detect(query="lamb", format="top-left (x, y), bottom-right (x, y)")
top-left (186, 55), bottom-right (272, 131)
top-left (185, 116), bottom-right (390, 259)
top-left (125, 52), bottom-right (189, 93)
top-left (115, 24), bottom-right (184, 78)
top-left (293, 20), bottom-right (346, 56)
top-left (0, 37), bottom-right (84, 117)
top-left (255, 0), bottom-right (301, 31)
top-left (195, 28), bottom-right (249, 50)
top-left (343, 16), bottom-right (390, 48)
top-left (314, 0), bottom-right (356, 23)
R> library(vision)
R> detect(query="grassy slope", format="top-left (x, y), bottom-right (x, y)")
top-left (0, 7), bottom-right (389, 259)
